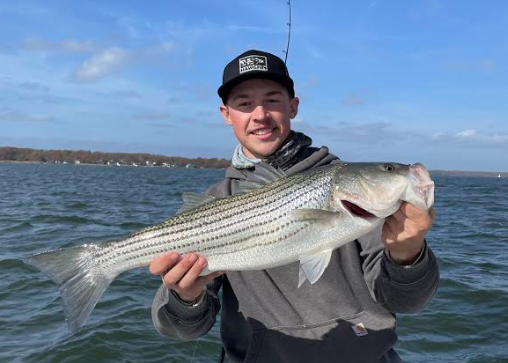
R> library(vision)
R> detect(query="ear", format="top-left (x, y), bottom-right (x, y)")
top-left (290, 97), bottom-right (300, 119)
top-left (220, 104), bottom-right (233, 126)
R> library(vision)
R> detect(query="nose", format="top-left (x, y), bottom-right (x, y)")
top-left (251, 104), bottom-right (269, 122)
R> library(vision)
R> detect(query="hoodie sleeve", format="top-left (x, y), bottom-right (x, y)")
top-left (359, 226), bottom-right (440, 314)
top-left (152, 276), bottom-right (223, 340)
top-left (151, 177), bottom-right (233, 340)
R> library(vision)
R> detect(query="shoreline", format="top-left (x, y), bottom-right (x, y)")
top-left (0, 160), bottom-right (222, 169)
top-left (0, 160), bottom-right (505, 176)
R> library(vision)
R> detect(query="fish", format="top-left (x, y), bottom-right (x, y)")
top-left (26, 161), bottom-right (434, 332)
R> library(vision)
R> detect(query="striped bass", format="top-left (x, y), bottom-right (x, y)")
top-left (26, 161), bottom-right (434, 332)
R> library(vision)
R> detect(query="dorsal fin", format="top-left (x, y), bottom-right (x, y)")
top-left (236, 163), bottom-right (287, 194)
top-left (178, 192), bottom-right (217, 213)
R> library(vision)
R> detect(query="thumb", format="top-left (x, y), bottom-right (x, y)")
top-left (200, 271), bottom-right (224, 285)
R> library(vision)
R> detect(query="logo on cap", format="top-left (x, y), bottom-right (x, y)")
top-left (239, 55), bottom-right (268, 74)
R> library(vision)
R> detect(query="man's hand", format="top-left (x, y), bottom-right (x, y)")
top-left (382, 202), bottom-right (435, 265)
top-left (149, 252), bottom-right (223, 303)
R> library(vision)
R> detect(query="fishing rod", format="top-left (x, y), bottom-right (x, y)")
top-left (283, 0), bottom-right (292, 64)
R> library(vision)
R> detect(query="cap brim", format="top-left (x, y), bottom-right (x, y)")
top-left (218, 72), bottom-right (294, 103)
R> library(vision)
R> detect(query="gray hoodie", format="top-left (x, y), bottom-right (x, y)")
top-left (152, 146), bottom-right (439, 363)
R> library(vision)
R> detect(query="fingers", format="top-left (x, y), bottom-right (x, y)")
top-left (382, 216), bottom-right (401, 243)
top-left (399, 202), bottom-right (433, 222)
top-left (176, 256), bottom-right (208, 289)
top-left (383, 203), bottom-right (435, 246)
top-left (161, 253), bottom-right (201, 288)
top-left (149, 252), bottom-right (180, 275)
top-left (149, 252), bottom-right (223, 303)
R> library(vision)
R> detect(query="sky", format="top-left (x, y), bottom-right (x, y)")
top-left (0, 0), bottom-right (507, 172)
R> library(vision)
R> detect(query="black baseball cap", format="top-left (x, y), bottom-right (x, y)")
top-left (218, 49), bottom-right (295, 104)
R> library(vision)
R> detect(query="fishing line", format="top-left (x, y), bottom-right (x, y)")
top-left (190, 338), bottom-right (200, 363)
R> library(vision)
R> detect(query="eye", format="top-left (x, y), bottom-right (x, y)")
top-left (267, 99), bottom-right (280, 103)
top-left (384, 163), bottom-right (395, 172)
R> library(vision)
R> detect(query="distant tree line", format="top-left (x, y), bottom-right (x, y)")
top-left (0, 147), bottom-right (231, 169)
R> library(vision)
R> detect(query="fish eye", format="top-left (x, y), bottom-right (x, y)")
top-left (383, 163), bottom-right (395, 172)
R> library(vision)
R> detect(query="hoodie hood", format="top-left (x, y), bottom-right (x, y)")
top-left (225, 146), bottom-right (339, 182)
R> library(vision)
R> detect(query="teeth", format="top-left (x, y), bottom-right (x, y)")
top-left (252, 128), bottom-right (273, 135)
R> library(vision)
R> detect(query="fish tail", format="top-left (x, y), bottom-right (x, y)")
top-left (26, 244), bottom-right (117, 332)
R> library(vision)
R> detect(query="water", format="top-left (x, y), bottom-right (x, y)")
top-left (1, 163), bottom-right (507, 362)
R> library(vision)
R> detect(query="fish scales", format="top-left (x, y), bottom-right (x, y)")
top-left (99, 168), bottom-right (336, 272)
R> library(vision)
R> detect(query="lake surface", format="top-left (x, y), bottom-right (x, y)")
top-left (1, 163), bottom-right (507, 362)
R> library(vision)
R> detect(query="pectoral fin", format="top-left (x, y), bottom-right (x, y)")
top-left (298, 250), bottom-right (333, 287)
top-left (291, 209), bottom-right (341, 227)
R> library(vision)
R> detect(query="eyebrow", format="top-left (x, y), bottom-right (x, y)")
top-left (231, 94), bottom-right (250, 102)
top-left (264, 90), bottom-right (284, 97)
top-left (231, 90), bottom-right (284, 102)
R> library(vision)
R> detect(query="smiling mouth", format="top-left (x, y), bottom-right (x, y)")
top-left (342, 200), bottom-right (375, 218)
top-left (250, 127), bottom-right (276, 135)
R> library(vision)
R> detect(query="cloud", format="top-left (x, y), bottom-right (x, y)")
top-left (195, 110), bottom-right (214, 118)
top-left (16, 94), bottom-right (68, 104)
top-left (0, 4), bottom-right (49, 16)
top-left (227, 25), bottom-right (279, 34)
top-left (445, 59), bottom-right (497, 72)
top-left (203, 122), bottom-right (228, 130)
top-left (24, 37), bottom-right (96, 53)
top-left (163, 20), bottom-right (212, 43)
top-left (150, 122), bottom-right (180, 129)
top-left (300, 121), bottom-right (398, 145)
top-left (0, 109), bottom-right (53, 122)
top-left (110, 90), bottom-right (142, 99)
top-left (429, 129), bottom-right (508, 148)
top-left (190, 84), bottom-right (214, 101)
top-left (131, 113), bottom-right (170, 121)
top-left (168, 96), bottom-right (181, 104)
top-left (308, 48), bottom-right (325, 60)
top-left (68, 42), bottom-right (180, 82)
top-left (456, 129), bottom-right (476, 138)
top-left (342, 94), bottom-right (365, 107)
top-left (160, 42), bottom-right (176, 52)
top-left (73, 47), bottom-right (128, 81)
top-left (61, 40), bottom-right (96, 53)
top-left (1, 78), bottom-right (51, 93)
top-left (17, 81), bottom-right (50, 93)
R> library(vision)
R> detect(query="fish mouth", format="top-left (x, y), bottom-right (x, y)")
top-left (341, 200), bottom-right (376, 218)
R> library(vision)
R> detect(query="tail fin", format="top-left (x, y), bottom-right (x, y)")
top-left (26, 245), bottom-right (117, 332)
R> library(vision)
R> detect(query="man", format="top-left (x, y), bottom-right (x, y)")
top-left (149, 49), bottom-right (439, 362)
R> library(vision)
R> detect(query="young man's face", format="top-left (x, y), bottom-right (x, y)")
top-left (220, 78), bottom-right (299, 159)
